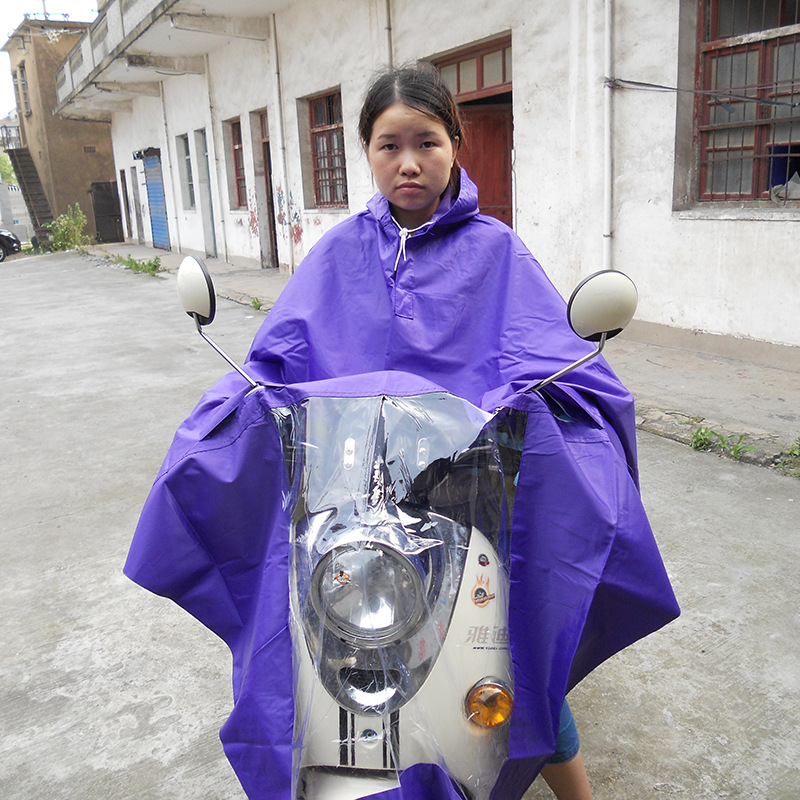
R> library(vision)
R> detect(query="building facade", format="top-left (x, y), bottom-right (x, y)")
top-left (3, 16), bottom-right (120, 241)
top-left (54, 0), bottom-right (800, 353)
top-left (0, 182), bottom-right (33, 242)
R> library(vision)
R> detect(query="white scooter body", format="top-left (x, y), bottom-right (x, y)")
top-left (293, 526), bottom-right (511, 800)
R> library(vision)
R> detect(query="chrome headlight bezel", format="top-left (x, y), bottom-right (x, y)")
top-left (309, 540), bottom-right (427, 649)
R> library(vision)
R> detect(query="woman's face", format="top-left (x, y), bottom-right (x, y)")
top-left (366, 102), bottom-right (457, 229)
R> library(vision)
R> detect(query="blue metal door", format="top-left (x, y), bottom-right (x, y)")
top-left (142, 153), bottom-right (170, 250)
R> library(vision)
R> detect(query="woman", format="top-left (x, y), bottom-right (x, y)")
top-left (359, 64), bottom-right (592, 800)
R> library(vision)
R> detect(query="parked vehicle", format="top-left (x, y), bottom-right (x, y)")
top-left (0, 229), bottom-right (22, 262)
top-left (126, 258), bottom-right (678, 800)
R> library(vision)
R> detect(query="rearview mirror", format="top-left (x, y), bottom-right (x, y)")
top-left (176, 255), bottom-right (257, 388)
top-left (567, 270), bottom-right (638, 342)
top-left (177, 255), bottom-right (216, 326)
top-left (533, 269), bottom-right (638, 392)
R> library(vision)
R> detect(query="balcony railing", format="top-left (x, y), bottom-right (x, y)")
top-left (56, 0), bottom-right (155, 105)
top-left (1, 125), bottom-right (23, 150)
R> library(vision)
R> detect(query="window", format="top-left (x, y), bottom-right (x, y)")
top-left (229, 119), bottom-right (246, 209)
top-left (90, 16), bottom-right (108, 48)
top-left (309, 91), bottom-right (348, 207)
top-left (698, 0), bottom-right (800, 201)
top-left (437, 36), bottom-right (512, 102)
top-left (69, 46), bottom-right (84, 73)
top-left (176, 134), bottom-right (195, 209)
top-left (13, 65), bottom-right (31, 116)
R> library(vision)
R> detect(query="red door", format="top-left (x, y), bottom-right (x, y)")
top-left (457, 104), bottom-right (513, 226)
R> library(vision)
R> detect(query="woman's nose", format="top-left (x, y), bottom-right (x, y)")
top-left (399, 150), bottom-right (421, 175)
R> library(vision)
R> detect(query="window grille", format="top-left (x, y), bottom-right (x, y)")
top-left (698, 0), bottom-right (800, 201)
top-left (309, 91), bottom-right (348, 208)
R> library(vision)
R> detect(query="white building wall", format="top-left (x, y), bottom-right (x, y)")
top-left (87, 0), bottom-right (800, 348)
top-left (111, 96), bottom-right (165, 248)
top-left (272, 0), bottom-right (389, 265)
top-left (206, 39), bottom-right (273, 268)
top-left (161, 74), bottom-right (211, 257)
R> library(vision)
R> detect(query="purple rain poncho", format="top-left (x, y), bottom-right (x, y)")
top-left (126, 172), bottom-right (679, 799)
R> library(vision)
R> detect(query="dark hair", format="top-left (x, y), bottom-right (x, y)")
top-left (359, 62), bottom-right (464, 191)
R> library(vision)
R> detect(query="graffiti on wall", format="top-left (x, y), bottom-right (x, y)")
top-left (275, 186), bottom-right (302, 245)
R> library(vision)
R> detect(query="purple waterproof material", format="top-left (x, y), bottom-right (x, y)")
top-left (126, 173), bottom-right (679, 799)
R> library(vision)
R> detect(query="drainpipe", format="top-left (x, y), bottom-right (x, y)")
top-left (385, 0), bottom-right (394, 67)
top-left (271, 12), bottom-right (294, 272)
top-left (603, 0), bottom-right (613, 270)
top-left (159, 80), bottom-right (182, 254)
top-left (204, 52), bottom-right (229, 263)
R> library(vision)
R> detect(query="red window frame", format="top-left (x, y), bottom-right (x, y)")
top-left (230, 119), bottom-right (246, 209)
top-left (309, 91), bottom-right (348, 208)
top-left (697, 0), bottom-right (800, 201)
top-left (435, 36), bottom-right (512, 103)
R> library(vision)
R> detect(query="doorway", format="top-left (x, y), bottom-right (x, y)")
top-left (129, 166), bottom-right (144, 245)
top-left (435, 37), bottom-right (513, 227)
top-left (254, 110), bottom-right (280, 268)
top-left (458, 96), bottom-right (513, 226)
top-left (140, 149), bottom-right (170, 250)
top-left (89, 181), bottom-right (124, 243)
top-left (118, 169), bottom-right (132, 239)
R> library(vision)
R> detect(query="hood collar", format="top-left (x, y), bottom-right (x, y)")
top-left (366, 169), bottom-right (480, 238)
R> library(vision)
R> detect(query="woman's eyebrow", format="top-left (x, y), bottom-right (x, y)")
top-left (375, 129), bottom-right (444, 140)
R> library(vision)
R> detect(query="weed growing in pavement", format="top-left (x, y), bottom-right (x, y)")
top-left (774, 437), bottom-right (800, 478)
top-left (723, 433), bottom-right (757, 460)
top-left (690, 426), bottom-right (716, 451)
top-left (690, 425), bottom-right (756, 460)
top-left (251, 297), bottom-right (263, 311)
top-left (113, 254), bottom-right (162, 276)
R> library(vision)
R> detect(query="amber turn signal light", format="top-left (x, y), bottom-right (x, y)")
top-left (465, 679), bottom-right (513, 728)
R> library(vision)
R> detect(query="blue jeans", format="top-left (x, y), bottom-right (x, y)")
top-left (548, 700), bottom-right (581, 764)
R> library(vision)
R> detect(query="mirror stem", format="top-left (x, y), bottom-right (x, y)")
top-left (531, 332), bottom-right (608, 393)
top-left (194, 315), bottom-right (259, 389)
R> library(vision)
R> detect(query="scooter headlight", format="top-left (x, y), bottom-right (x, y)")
top-left (310, 542), bottom-right (427, 648)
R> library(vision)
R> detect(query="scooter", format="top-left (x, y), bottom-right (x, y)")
top-left (174, 257), bottom-right (638, 800)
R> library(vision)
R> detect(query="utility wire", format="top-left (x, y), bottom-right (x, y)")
top-left (609, 77), bottom-right (800, 109)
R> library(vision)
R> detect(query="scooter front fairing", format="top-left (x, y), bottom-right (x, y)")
top-left (278, 390), bottom-right (523, 799)
top-left (125, 370), bottom-right (679, 800)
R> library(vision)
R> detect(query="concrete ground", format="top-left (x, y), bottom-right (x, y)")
top-left (2, 247), bottom-right (799, 798)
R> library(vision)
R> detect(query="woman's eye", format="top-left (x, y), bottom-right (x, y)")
top-left (381, 143), bottom-right (398, 151)
top-left (420, 141), bottom-right (437, 149)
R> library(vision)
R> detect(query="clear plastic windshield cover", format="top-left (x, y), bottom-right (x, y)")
top-left (272, 392), bottom-right (527, 800)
